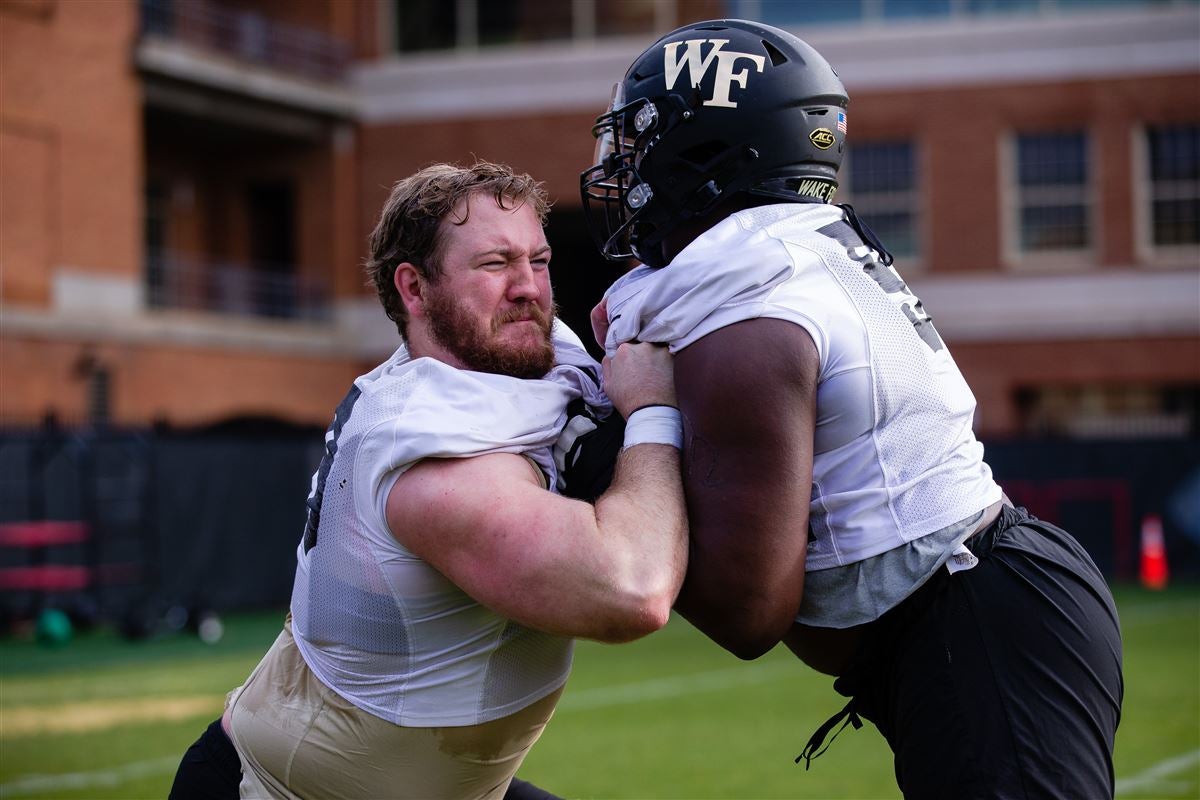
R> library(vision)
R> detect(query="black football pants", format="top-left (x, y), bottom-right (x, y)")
top-left (827, 505), bottom-right (1124, 799)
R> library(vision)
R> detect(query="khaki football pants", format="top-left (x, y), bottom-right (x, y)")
top-left (226, 620), bottom-right (562, 799)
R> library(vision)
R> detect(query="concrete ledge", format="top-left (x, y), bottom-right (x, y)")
top-left (910, 268), bottom-right (1200, 342)
top-left (5, 268), bottom-right (1196, 356)
top-left (137, 36), bottom-right (357, 118)
top-left (1, 304), bottom-right (355, 358)
top-left (53, 270), bottom-right (144, 316)
top-left (354, 5), bottom-right (1200, 122)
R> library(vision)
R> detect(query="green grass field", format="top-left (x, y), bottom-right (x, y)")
top-left (1, 585), bottom-right (1196, 799)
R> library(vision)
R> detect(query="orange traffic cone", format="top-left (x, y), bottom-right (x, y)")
top-left (1139, 514), bottom-right (1169, 591)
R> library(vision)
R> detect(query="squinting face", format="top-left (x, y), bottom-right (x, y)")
top-left (424, 195), bottom-right (555, 379)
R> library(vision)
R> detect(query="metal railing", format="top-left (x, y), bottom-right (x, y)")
top-left (139, 0), bottom-right (350, 82)
top-left (146, 252), bottom-right (331, 322)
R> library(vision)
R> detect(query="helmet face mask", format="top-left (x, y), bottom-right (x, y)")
top-left (581, 88), bottom-right (683, 266)
top-left (581, 19), bottom-right (850, 268)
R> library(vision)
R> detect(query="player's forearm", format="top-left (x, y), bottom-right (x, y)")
top-left (584, 443), bottom-right (688, 641)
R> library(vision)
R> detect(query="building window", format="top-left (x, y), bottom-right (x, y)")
top-left (395, 0), bottom-right (456, 52)
top-left (730, 0), bottom-right (864, 27)
top-left (963, 0), bottom-right (1041, 15)
top-left (729, 0), bottom-right (1166, 28)
top-left (394, 0), bottom-right (669, 52)
top-left (845, 140), bottom-right (919, 260)
top-left (478, 0), bottom-right (572, 46)
top-left (596, 0), bottom-right (660, 37)
top-left (1014, 131), bottom-right (1090, 252)
top-left (145, 180), bottom-right (168, 309)
top-left (1146, 124), bottom-right (1200, 247)
top-left (1015, 383), bottom-right (1198, 439)
top-left (143, 176), bottom-right (328, 322)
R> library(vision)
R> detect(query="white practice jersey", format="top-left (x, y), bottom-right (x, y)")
top-left (604, 203), bottom-right (1001, 570)
top-left (291, 323), bottom-right (606, 727)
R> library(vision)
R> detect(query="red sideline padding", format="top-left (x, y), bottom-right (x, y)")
top-left (0, 565), bottom-right (91, 591)
top-left (0, 521), bottom-right (90, 548)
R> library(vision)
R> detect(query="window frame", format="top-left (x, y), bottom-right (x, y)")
top-left (1134, 122), bottom-right (1200, 267)
top-left (839, 136), bottom-right (927, 270)
top-left (1001, 128), bottom-right (1098, 271)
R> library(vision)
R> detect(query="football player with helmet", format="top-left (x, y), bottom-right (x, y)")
top-left (581, 19), bottom-right (1123, 798)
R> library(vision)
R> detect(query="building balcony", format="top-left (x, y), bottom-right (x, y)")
top-left (139, 0), bottom-right (349, 82)
top-left (136, 0), bottom-right (356, 125)
top-left (146, 252), bottom-right (331, 323)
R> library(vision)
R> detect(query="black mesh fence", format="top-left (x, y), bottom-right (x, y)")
top-left (0, 426), bottom-right (1196, 634)
top-left (0, 424), bottom-right (322, 633)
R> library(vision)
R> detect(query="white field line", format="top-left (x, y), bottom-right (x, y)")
top-left (1115, 748), bottom-right (1200, 796)
top-left (1, 696), bottom-right (217, 737)
top-left (0, 662), bottom-right (797, 795)
top-left (6, 664), bottom-right (1189, 798)
top-left (0, 756), bottom-right (180, 796)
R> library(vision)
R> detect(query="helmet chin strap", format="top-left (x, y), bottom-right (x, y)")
top-left (632, 237), bottom-right (671, 269)
top-left (632, 145), bottom-right (760, 266)
top-left (679, 145), bottom-right (761, 217)
top-left (838, 203), bottom-right (894, 266)
top-left (638, 151), bottom-right (768, 271)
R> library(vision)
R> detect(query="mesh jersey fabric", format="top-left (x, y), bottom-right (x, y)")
top-left (603, 203), bottom-right (1001, 571)
top-left (291, 321), bottom-right (606, 727)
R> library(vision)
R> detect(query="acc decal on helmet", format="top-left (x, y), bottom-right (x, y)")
top-left (810, 129), bottom-right (836, 150)
top-left (581, 19), bottom-right (849, 268)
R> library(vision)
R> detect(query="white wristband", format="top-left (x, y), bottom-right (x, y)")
top-left (623, 405), bottom-right (683, 450)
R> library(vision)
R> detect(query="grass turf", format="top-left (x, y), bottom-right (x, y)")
top-left (0, 585), bottom-right (1196, 799)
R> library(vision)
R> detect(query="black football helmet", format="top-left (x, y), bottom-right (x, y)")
top-left (581, 19), bottom-right (849, 268)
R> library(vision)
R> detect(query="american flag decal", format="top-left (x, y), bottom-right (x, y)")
top-left (837, 111), bottom-right (847, 134)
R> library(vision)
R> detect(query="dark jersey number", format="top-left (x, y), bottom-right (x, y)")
top-left (303, 385), bottom-right (362, 552)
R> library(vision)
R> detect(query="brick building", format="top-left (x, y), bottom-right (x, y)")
top-left (2, 0), bottom-right (1198, 439)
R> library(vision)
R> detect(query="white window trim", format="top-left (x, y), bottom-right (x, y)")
top-left (1001, 129), bottom-right (1097, 272)
top-left (1133, 123), bottom-right (1200, 268)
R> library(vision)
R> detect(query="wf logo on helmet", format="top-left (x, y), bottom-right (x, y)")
top-left (663, 39), bottom-right (765, 108)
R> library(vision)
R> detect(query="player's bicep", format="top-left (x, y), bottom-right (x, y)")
top-left (386, 453), bottom-right (589, 613)
top-left (672, 318), bottom-right (818, 654)
top-left (676, 317), bottom-right (817, 528)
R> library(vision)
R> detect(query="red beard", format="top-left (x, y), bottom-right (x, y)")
top-left (425, 288), bottom-right (556, 379)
